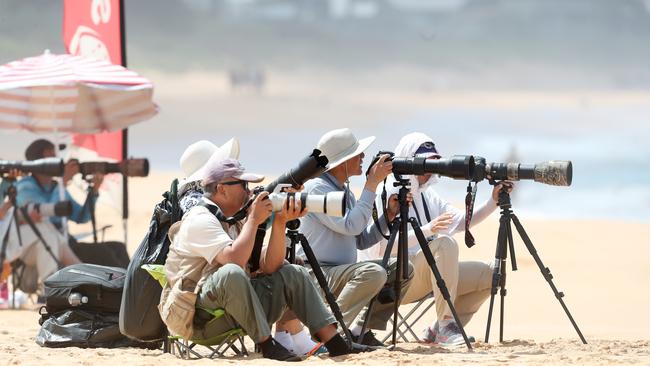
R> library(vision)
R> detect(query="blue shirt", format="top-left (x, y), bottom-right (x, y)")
top-left (15, 176), bottom-right (96, 227)
top-left (0, 178), bottom-right (12, 203)
top-left (297, 172), bottom-right (389, 266)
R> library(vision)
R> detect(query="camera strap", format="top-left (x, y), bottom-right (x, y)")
top-left (412, 192), bottom-right (432, 226)
top-left (464, 182), bottom-right (477, 248)
top-left (371, 180), bottom-right (392, 240)
top-left (199, 201), bottom-right (247, 225)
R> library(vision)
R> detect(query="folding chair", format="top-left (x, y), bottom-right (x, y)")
top-left (142, 264), bottom-right (248, 359)
top-left (381, 292), bottom-right (435, 343)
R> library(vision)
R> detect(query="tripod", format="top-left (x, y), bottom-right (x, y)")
top-left (484, 184), bottom-right (587, 344)
top-left (1, 181), bottom-right (61, 308)
top-left (285, 219), bottom-right (354, 347)
top-left (359, 177), bottom-right (473, 350)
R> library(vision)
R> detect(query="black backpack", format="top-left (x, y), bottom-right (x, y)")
top-left (37, 263), bottom-right (151, 348)
top-left (119, 179), bottom-right (182, 341)
top-left (42, 263), bottom-right (126, 314)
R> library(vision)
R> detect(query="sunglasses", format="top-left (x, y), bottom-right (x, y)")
top-left (220, 180), bottom-right (249, 190)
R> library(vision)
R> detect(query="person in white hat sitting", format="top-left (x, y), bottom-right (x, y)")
top-left (297, 128), bottom-right (414, 347)
top-left (160, 156), bottom-right (370, 361)
top-left (177, 138), bottom-right (240, 216)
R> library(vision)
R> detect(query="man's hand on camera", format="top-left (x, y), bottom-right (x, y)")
top-left (386, 192), bottom-right (413, 221)
top-left (250, 191), bottom-right (273, 225)
top-left (366, 154), bottom-right (393, 190)
top-left (63, 160), bottom-right (80, 184)
top-left (424, 212), bottom-right (454, 234)
top-left (275, 195), bottom-right (307, 224)
top-left (491, 181), bottom-right (514, 202)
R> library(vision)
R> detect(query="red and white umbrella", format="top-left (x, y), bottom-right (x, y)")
top-left (0, 51), bottom-right (157, 134)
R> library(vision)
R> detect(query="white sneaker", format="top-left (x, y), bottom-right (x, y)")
top-left (435, 321), bottom-right (466, 346)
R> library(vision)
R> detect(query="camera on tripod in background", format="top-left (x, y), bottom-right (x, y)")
top-left (74, 158), bottom-right (150, 178)
top-left (0, 158), bottom-right (64, 177)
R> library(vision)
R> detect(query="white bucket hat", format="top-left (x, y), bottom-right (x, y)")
top-left (317, 128), bottom-right (375, 171)
top-left (178, 138), bottom-right (240, 189)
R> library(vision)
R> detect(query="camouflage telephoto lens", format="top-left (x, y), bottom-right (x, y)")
top-left (487, 161), bottom-right (572, 186)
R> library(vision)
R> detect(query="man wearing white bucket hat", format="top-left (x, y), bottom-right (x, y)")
top-left (298, 128), bottom-right (414, 347)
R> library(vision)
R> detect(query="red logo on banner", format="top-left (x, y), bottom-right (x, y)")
top-left (63, 0), bottom-right (122, 65)
top-left (63, 0), bottom-right (126, 218)
top-left (63, 0), bottom-right (123, 162)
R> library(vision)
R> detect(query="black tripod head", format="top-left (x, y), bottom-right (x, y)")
top-left (286, 219), bottom-right (300, 231)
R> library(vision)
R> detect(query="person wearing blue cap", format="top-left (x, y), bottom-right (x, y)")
top-left (358, 132), bottom-right (514, 346)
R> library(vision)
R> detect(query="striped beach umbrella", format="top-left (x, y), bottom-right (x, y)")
top-left (0, 51), bottom-right (157, 134)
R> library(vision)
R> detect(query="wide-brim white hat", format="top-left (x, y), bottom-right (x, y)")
top-left (317, 128), bottom-right (375, 171)
top-left (178, 138), bottom-right (240, 189)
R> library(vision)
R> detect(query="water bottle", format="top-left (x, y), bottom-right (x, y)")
top-left (68, 292), bottom-right (89, 307)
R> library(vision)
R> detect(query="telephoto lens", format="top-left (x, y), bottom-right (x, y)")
top-left (391, 155), bottom-right (476, 180)
top-left (472, 159), bottom-right (573, 186)
top-left (268, 190), bottom-right (346, 217)
top-left (0, 158), bottom-right (64, 176)
top-left (78, 158), bottom-right (149, 177)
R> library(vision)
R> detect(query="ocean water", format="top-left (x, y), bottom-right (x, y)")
top-left (2, 102), bottom-right (648, 223)
top-left (130, 104), bottom-right (650, 223)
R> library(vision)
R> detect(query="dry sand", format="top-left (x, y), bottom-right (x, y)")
top-left (2, 171), bottom-right (650, 365)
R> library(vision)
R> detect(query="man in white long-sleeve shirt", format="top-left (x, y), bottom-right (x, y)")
top-left (358, 132), bottom-right (513, 346)
top-left (298, 128), bottom-right (413, 347)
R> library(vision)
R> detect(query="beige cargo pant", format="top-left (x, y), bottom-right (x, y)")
top-left (401, 235), bottom-right (493, 326)
top-left (316, 258), bottom-right (414, 331)
top-left (197, 263), bottom-right (336, 342)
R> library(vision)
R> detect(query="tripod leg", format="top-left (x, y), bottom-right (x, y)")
top-left (299, 235), bottom-right (353, 347)
top-left (390, 217), bottom-right (407, 347)
top-left (409, 218), bottom-right (472, 350)
top-left (359, 220), bottom-right (399, 343)
top-left (510, 214), bottom-right (588, 344)
top-left (499, 216), bottom-right (516, 342)
top-left (485, 213), bottom-right (508, 343)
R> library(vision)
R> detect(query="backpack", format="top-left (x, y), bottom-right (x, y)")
top-left (42, 263), bottom-right (126, 314)
top-left (119, 179), bottom-right (182, 341)
top-left (36, 263), bottom-right (152, 348)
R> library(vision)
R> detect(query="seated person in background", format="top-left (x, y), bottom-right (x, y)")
top-left (15, 139), bottom-right (103, 229)
top-left (1, 167), bottom-right (79, 293)
top-left (160, 157), bottom-right (369, 361)
top-left (177, 139), bottom-right (324, 357)
top-left (358, 132), bottom-right (513, 346)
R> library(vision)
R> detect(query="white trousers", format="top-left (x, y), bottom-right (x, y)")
top-left (2, 218), bottom-right (67, 282)
top-left (401, 235), bottom-right (493, 326)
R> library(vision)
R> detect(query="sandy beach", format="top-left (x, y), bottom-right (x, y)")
top-left (2, 171), bottom-right (649, 365)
